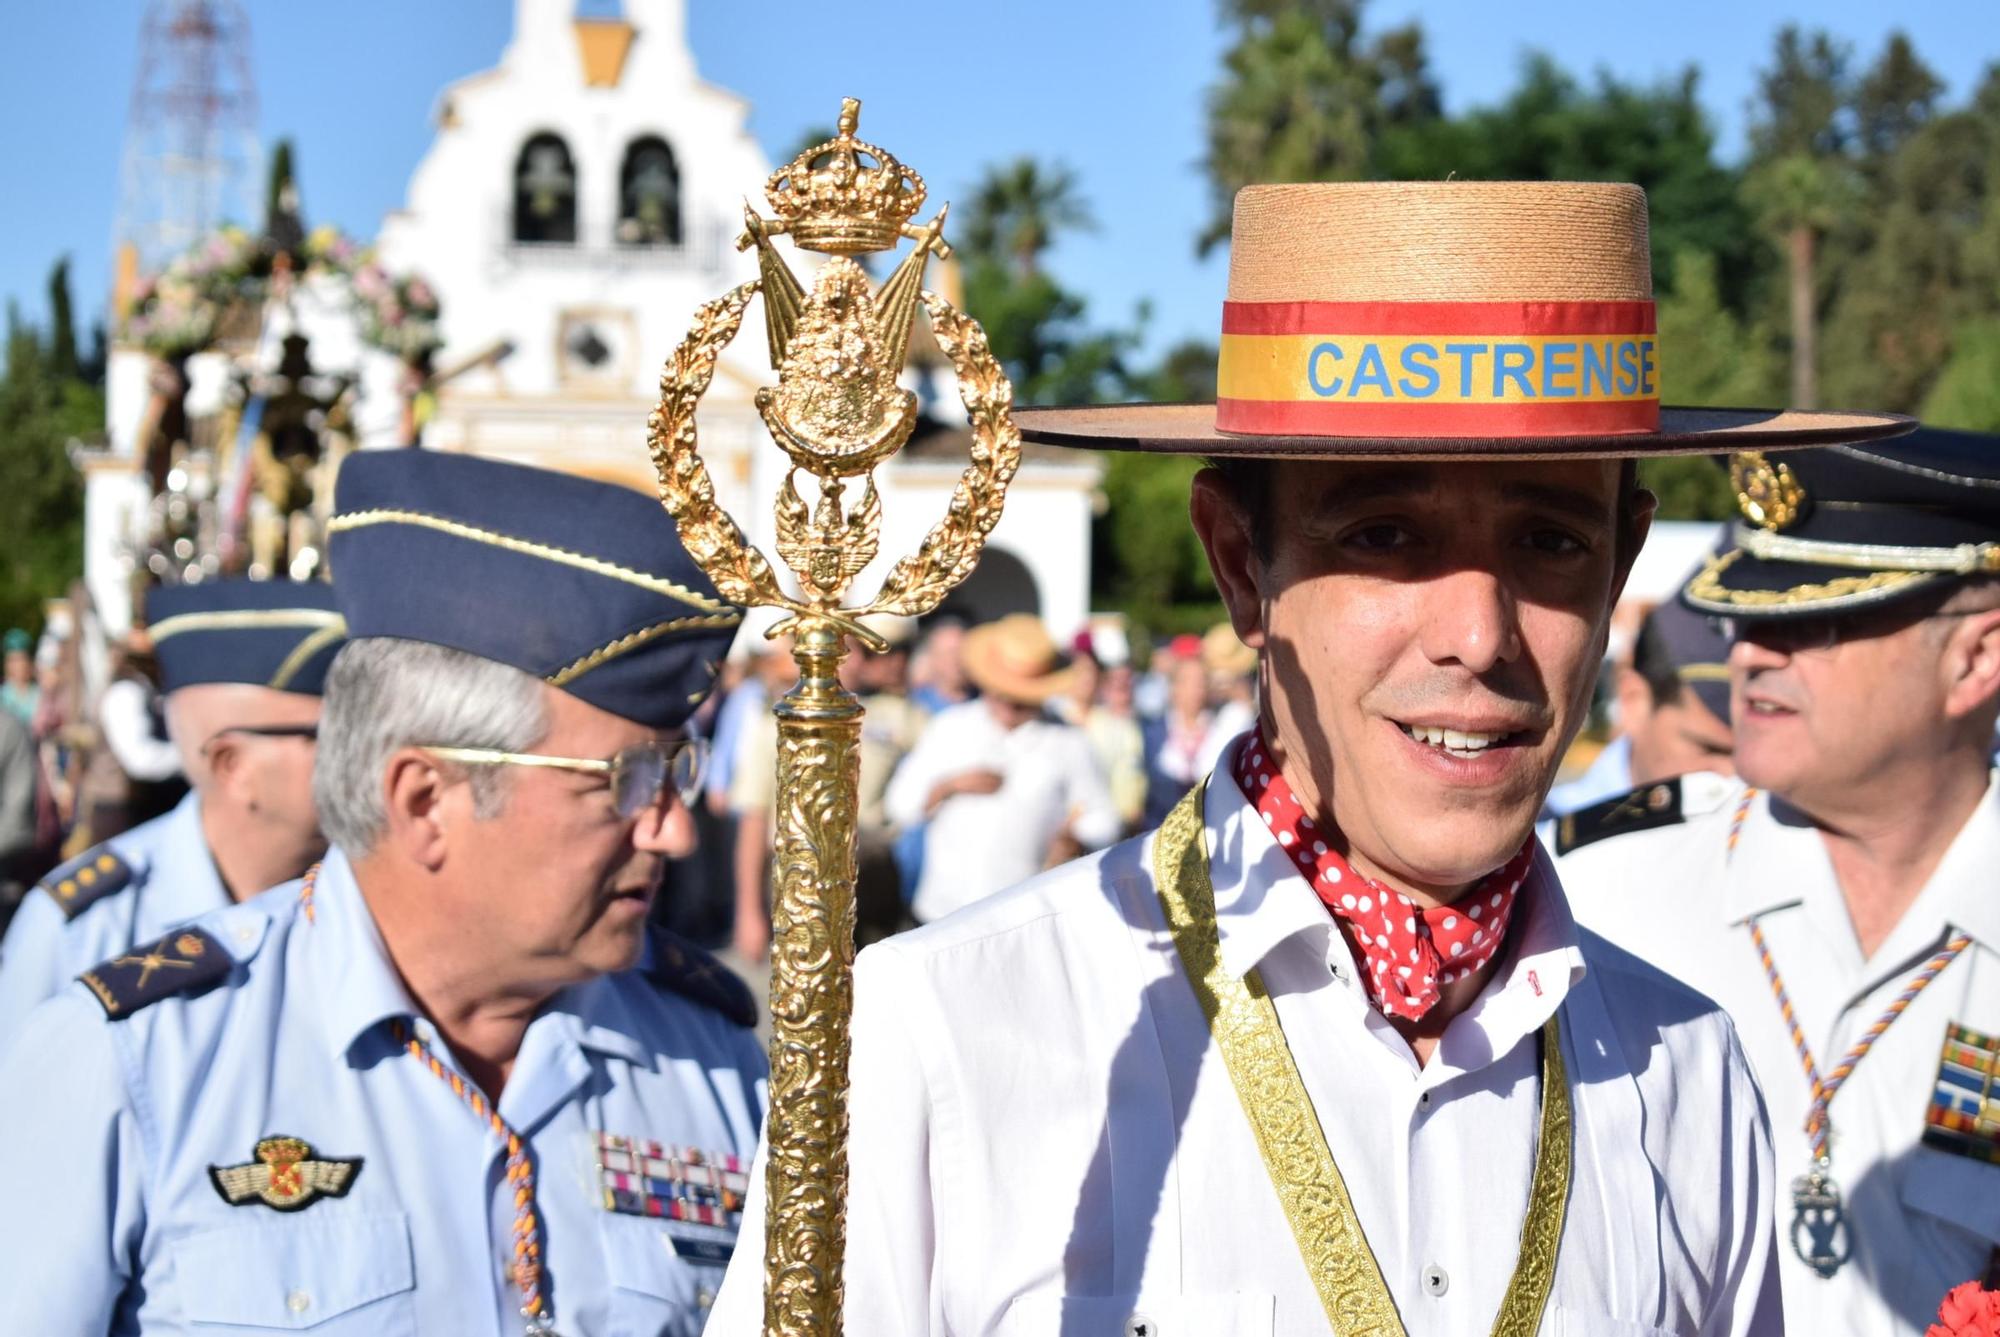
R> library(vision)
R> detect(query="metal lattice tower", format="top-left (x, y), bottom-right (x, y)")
top-left (115, 0), bottom-right (262, 275)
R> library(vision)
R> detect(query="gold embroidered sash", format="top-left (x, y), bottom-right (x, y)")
top-left (1152, 783), bottom-right (1570, 1336)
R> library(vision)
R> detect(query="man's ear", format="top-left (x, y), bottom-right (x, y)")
top-left (1190, 467), bottom-right (1267, 649)
top-left (1613, 665), bottom-right (1654, 737)
top-left (204, 735), bottom-right (244, 802)
top-left (380, 748), bottom-right (453, 871)
top-left (1943, 607), bottom-right (2000, 722)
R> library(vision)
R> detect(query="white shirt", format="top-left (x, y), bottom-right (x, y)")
top-left (98, 677), bottom-right (180, 782)
top-left (884, 698), bottom-right (1121, 923)
top-left (715, 740), bottom-right (1781, 1336)
top-left (1556, 774), bottom-right (2000, 1337)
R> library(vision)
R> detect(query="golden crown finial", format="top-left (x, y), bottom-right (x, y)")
top-left (756, 96), bottom-right (928, 255)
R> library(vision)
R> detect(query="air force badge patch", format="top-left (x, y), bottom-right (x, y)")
top-left (209, 1136), bottom-right (363, 1212)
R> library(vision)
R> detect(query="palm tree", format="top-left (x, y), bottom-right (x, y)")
top-left (1745, 154), bottom-right (1848, 410)
top-left (1745, 27), bottom-right (1853, 411)
top-left (961, 159), bottom-right (1095, 278)
top-left (1198, 2), bottom-right (1437, 253)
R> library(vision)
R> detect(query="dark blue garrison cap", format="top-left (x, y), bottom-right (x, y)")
top-left (145, 579), bottom-right (345, 696)
top-left (1686, 427), bottom-right (2000, 619)
top-left (327, 450), bottom-right (741, 730)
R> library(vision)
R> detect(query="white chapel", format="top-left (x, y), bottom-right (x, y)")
top-left (375, 0), bottom-right (1100, 636)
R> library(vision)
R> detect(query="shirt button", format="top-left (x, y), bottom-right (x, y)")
top-left (698, 1286), bottom-right (716, 1310)
top-left (286, 1290), bottom-right (312, 1313)
top-left (1422, 1264), bottom-right (1449, 1297)
top-left (1418, 1091), bottom-right (1432, 1109)
top-left (1126, 1315), bottom-right (1157, 1337)
top-left (233, 924), bottom-right (255, 944)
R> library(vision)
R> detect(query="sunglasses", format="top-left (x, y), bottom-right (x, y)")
top-left (1710, 607), bottom-right (1968, 655)
top-left (200, 723), bottom-right (320, 753)
top-left (423, 738), bottom-right (709, 818)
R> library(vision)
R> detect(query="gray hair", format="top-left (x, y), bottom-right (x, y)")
top-left (314, 638), bottom-right (549, 855)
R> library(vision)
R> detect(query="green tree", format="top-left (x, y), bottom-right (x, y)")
top-left (1852, 32), bottom-right (1943, 168)
top-left (1377, 56), bottom-right (1753, 297)
top-left (1819, 40), bottom-right (1988, 415)
top-left (46, 256), bottom-right (78, 383)
top-left (961, 159), bottom-right (1094, 278)
top-left (1092, 340), bottom-right (1224, 633)
top-left (1199, 0), bottom-right (1438, 251)
top-left (1923, 318), bottom-right (2000, 430)
top-left (957, 158), bottom-right (1132, 406)
top-left (1744, 27), bottom-right (1853, 409)
top-left (1640, 246), bottom-right (1764, 521)
top-left (265, 137), bottom-right (299, 239)
top-left (0, 304), bottom-right (94, 633)
top-left (1655, 250), bottom-right (1784, 409)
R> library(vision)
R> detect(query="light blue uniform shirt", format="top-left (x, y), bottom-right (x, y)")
top-left (0, 847), bottom-right (767, 1335)
top-left (0, 792), bottom-right (227, 1045)
top-left (1540, 734), bottom-right (1632, 822)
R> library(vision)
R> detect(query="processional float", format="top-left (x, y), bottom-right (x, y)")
top-left (645, 99), bottom-right (1021, 1335)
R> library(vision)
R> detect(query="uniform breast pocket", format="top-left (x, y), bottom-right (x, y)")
top-left (172, 1211), bottom-right (415, 1334)
top-left (1901, 1140), bottom-right (2000, 1284)
top-left (602, 1212), bottom-right (729, 1337)
top-left (997, 1292), bottom-right (1274, 1336)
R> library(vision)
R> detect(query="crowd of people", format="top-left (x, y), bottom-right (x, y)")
top-left (681, 606), bottom-right (1269, 963)
top-left (2, 176), bottom-right (1999, 1337)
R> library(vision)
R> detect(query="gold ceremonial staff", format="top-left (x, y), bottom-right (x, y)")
top-left (645, 99), bottom-right (1021, 1335)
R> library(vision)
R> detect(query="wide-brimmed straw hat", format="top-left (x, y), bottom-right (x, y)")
top-left (1015, 182), bottom-right (1911, 459)
top-left (962, 614), bottom-right (1075, 705)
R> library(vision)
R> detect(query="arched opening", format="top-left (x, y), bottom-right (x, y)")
top-left (617, 136), bottom-right (682, 246)
top-left (932, 546), bottom-right (1041, 628)
top-left (513, 133), bottom-right (578, 244)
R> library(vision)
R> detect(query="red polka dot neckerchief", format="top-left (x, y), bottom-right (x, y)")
top-left (299, 863), bottom-right (558, 1335)
top-left (1230, 731), bottom-right (1533, 1021)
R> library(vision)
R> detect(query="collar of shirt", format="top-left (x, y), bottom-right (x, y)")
top-left (1541, 733), bottom-right (1632, 819)
top-left (142, 791), bottom-right (231, 933)
top-left (1202, 735), bottom-right (1586, 1080)
top-left (305, 848), bottom-right (650, 1075)
top-left (1724, 773), bottom-right (2000, 962)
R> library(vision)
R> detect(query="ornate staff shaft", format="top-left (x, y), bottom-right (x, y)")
top-left (764, 624), bottom-right (861, 1333)
top-left (647, 99), bottom-right (1020, 1337)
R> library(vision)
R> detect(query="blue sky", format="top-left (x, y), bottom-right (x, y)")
top-left (3, 0), bottom-right (1993, 364)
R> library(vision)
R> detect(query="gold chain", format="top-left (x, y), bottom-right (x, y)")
top-left (1152, 782), bottom-right (1570, 1336)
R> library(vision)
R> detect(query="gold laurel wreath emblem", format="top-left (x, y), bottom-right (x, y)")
top-left (645, 282), bottom-right (1020, 634)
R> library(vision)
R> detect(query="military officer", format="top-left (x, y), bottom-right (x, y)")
top-left (1555, 428), bottom-right (2000, 1335)
top-left (1543, 589), bottom-right (1735, 821)
top-left (712, 182), bottom-right (1909, 1335)
top-left (0, 449), bottom-right (761, 1335)
top-left (0, 578), bottom-right (341, 1044)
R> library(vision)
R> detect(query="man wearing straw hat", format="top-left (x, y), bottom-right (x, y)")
top-left (883, 612), bottom-right (1120, 924)
top-left (1555, 427), bottom-right (2000, 1335)
top-left (713, 181), bottom-right (1909, 1335)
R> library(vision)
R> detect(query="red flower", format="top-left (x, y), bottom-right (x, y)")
top-left (1929, 1281), bottom-right (2000, 1336)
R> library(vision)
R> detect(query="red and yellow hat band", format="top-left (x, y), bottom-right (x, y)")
top-left (1216, 299), bottom-right (1659, 438)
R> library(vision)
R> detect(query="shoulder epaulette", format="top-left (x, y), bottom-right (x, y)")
top-left (76, 927), bottom-right (232, 1020)
top-left (1554, 778), bottom-right (1687, 857)
top-left (646, 928), bottom-right (757, 1029)
top-left (36, 845), bottom-right (136, 921)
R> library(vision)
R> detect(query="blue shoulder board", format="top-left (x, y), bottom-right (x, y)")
top-left (646, 928), bottom-right (757, 1029)
top-left (1554, 778), bottom-right (1686, 857)
top-left (77, 926), bottom-right (232, 1020)
top-left (36, 845), bottom-right (136, 921)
